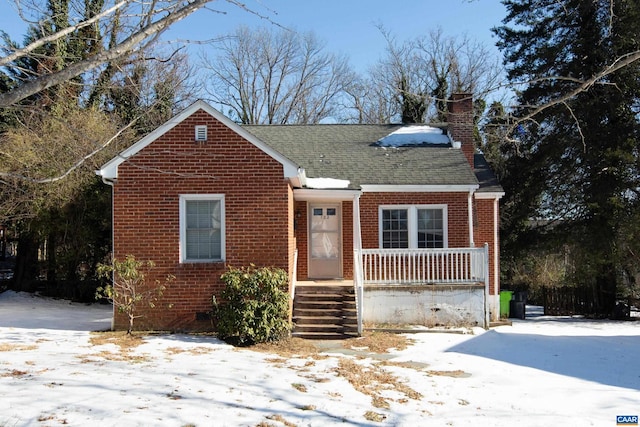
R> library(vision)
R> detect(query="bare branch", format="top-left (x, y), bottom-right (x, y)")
top-left (0, 0), bottom-right (129, 67)
top-left (562, 101), bottom-right (585, 151)
top-left (506, 49), bottom-right (640, 134)
top-left (0, 0), bottom-right (212, 107)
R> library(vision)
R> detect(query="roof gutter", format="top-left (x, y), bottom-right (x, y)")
top-left (360, 184), bottom-right (479, 193)
top-left (96, 169), bottom-right (115, 187)
top-left (475, 191), bottom-right (505, 200)
top-left (289, 168), bottom-right (307, 188)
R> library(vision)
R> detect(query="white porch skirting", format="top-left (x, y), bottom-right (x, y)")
top-left (353, 245), bottom-right (490, 333)
top-left (362, 284), bottom-right (485, 327)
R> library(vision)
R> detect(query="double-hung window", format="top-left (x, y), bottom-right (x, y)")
top-left (380, 205), bottom-right (447, 249)
top-left (180, 194), bottom-right (225, 262)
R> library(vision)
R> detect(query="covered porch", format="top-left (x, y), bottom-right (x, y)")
top-left (354, 244), bottom-right (490, 333)
top-left (290, 243), bottom-right (490, 337)
top-left (353, 245), bottom-right (490, 333)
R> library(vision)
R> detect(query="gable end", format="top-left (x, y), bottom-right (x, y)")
top-left (98, 100), bottom-right (299, 180)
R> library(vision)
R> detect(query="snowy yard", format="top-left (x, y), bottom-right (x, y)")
top-left (0, 291), bottom-right (639, 427)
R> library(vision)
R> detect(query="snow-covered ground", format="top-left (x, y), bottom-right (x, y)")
top-left (1, 291), bottom-right (639, 427)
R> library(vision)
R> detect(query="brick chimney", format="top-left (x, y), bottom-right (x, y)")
top-left (447, 93), bottom-right (475, 168)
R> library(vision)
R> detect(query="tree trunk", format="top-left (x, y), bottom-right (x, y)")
top-left (12, 233), bottom-right (39, 292)
top-left (46, 232), bottom-right (57, 284)
top-left (595, 264), bottom-right (617, 317)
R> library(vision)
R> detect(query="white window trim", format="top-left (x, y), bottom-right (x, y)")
top-left (179, 194), bottom-right (225, 263)
top-left (378, 204), bottom-right (448, 249)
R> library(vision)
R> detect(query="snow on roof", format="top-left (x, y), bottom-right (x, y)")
top-left (377, 125), bottom-right (450, 147)
top-left (305, 177), bottom-right (350, 189)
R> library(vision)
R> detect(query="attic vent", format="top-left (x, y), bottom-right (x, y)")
top-left (195, 125), bottom-right (207, 142)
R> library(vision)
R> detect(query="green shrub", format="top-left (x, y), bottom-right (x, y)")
top-left (215, 265), bottom-right (291, 346)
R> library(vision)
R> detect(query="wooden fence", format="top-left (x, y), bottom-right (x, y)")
top-left (543, 286), bottom-right (637, 318)
top-left (542, 287), bottom-right (593, 315)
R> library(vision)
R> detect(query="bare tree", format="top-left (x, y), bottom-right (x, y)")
top-left (340, 74), bottom-right (398, 124)
top-left (0, 0), bottom-right (271, 108)
top-left (347, 26), bottom-right (504, 124)
top-left (200, 25), bottom-right (356, 124)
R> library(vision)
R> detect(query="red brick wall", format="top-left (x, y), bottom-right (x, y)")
top-left (359, 192), bottom-right (471, 249)
top-left (294, 201), bottom-right (308, 279)
top-left (342, 200), bottom-right (354, 280)
top-left (112, 109), bottom-right (291, 331)
top-left (473, 198), bottom-right (500, 295)
top-left (447, 93), bottom-right (475, 168)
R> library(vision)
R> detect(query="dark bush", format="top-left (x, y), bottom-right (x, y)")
top-left (215, 266), bottom-right (291, 346)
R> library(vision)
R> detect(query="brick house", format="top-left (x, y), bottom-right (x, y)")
top-left (98, 93), bottom-right (503, 334)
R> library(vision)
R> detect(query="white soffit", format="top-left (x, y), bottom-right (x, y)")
top-left (475, 192), bottom-right (505, 199)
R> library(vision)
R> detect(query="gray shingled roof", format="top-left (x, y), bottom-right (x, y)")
top-left (474, 154), bottom-right (505, 194)
top-left (242, 124), bottom-right (479, 189)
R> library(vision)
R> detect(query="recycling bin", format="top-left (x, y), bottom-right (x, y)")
top-left (499, 290), bottom-right (513, 318)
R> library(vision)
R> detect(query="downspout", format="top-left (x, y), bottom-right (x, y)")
top-left (99, 174), bottom-right (116, 331)
top-left (291, 249), bottom-right (298, 322)
top-left (484, 242), bottom-right (490, 329)
top-left (493, 198), bottom-right (500, 297)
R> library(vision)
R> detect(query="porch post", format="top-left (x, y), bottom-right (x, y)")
top-left (353, 194), bottom-right (364, 335)
top-left (353, 194), bottom-right (362, 251)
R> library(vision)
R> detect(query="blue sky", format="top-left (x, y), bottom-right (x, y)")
top-left (1, 0), bottom-right (507, 73)
top-left (170, 0), bottom-right (508, 72)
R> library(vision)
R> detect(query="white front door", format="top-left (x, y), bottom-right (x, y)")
top-left (308, 204), bottom-right (342, 279)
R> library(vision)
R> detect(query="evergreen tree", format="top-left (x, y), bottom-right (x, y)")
top-left (480, 101), bottom-right (509, 179)
top-left (494, 0), bottom-right (640, 315)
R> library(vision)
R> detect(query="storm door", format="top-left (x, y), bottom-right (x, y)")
top-left (308, 204), bottom-right (342, 279)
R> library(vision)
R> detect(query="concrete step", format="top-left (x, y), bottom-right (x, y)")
top-left (291, 331), bottom-right (359, 340)
top-left (294, 293), bottom-right (355, 301)
top-left (293, 299), bottom-right (353, 307)
top-left (293, 302), bottom-right (356, 311)
top-left (292, 285), bottom-right (358, 339)
top-left (293, 323), bottom-right (358, 333)
top-left (293, 315), bottom-right (357, 325)
top-left (293, 308), bottom-right (356, 317)
top-left (295, 285), bottom-right (354, 295)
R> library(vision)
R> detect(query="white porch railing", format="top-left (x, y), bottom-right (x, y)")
top-left (353, 245), bottom-right (490, 332)
top-left (358, 247), bottom-right (488, 285)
